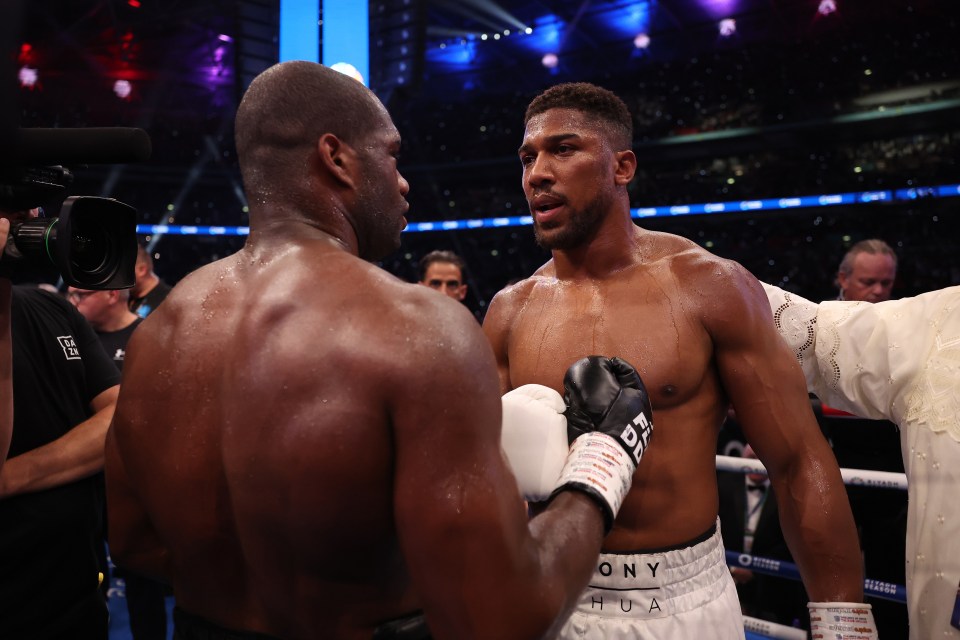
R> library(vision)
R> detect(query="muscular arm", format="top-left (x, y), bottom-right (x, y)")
top-left (706, 263), bottom-right (863, 602)
top-left (394, 296), bottom-right (604, 639)
top-left (0, 384), bottom-right (119, 497)
top-left (105, 420), bottom-right (170, 582)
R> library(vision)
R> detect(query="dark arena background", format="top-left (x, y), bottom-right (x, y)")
top-left (3, 2), bottom-right (958, 638)
top-left (6, 0), bottom-right (959, 316)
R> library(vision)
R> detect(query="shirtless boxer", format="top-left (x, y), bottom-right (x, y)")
top-left (482, 82), bottom-right (873, 639)
top-left (104, 62), bottom-right (655, 640)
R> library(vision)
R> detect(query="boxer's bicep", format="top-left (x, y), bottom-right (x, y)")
top-left (709, 272), bottom-right (864, 602)
top-left (707, 268), bottom-right (823, 476)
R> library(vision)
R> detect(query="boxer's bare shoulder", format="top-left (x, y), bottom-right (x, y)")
top-left (637, 229), bottom-right (771, 329)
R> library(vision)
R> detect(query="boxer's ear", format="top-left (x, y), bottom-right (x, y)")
top-left (614, 150), bottom-right (636, 186)
top-left (317, 133), bottom-right (357, 189)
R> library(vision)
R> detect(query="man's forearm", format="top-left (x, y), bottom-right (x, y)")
top-left (776, 457), bottom-right (864, 602)
top-left (0, 403), bottom-right (114, 498)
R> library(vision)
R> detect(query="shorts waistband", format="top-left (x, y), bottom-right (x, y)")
top-left (575, 518), bottom-right (732, 620)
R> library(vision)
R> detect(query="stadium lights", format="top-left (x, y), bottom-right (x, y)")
top-left (19, 66), bottom-right (38, 89)
top-left (113, 79), bottom-right (133, 99)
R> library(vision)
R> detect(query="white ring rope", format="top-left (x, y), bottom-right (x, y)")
top-left (742, 615), bottom-right (808, 640)
top-left (716, 455), bottom-right (907, 490)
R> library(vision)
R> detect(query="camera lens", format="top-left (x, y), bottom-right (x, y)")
top-left (69, 216), bottom-right (111, 275)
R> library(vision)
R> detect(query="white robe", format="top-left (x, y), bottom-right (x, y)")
top-left (762, 282), bottom-right (960, 640)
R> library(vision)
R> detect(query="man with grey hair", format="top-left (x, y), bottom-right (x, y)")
top-left (836, 239), bottom-right (897, 302)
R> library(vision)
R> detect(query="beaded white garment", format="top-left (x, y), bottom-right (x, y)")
top-left (762, 283), bottom-right (960, 442)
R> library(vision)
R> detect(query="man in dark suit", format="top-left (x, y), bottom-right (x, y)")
top-left (718, 444), bottom-right (809, 630)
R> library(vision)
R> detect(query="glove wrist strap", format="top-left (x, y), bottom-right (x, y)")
top-left (551, 432), bottom-right (636, 533)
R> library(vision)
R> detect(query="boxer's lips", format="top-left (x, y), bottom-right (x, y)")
top-left (530, 195), bottom-right (566, 223)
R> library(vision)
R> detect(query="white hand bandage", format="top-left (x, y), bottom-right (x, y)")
top-left (808, 602), bottom-right (878, 639)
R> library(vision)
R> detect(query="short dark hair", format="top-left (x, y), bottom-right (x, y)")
top-left (524, 82), bottom-right (633, 150)
top-left (418, 250), bottom-right (466, 281)
top-left (838, 239), bottom-right (898, 277)
top-left (234, 61), bottom-right (385, 198)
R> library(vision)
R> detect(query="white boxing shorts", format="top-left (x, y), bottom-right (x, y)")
top-left (558, 520), bottom-right (744, 639)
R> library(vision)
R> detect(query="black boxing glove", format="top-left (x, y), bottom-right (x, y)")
top-left (551, 356), bottom-right (654, 532)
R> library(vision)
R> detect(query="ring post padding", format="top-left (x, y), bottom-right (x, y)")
top-left (725, 550), bottom-right (907, 603)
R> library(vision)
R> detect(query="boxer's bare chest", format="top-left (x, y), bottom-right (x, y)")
top-left (505, 271), bottom-right (713, 408)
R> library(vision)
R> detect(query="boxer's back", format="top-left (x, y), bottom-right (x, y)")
top-left (114, 238), bottom-right (427, 637)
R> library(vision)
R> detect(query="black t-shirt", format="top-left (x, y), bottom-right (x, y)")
top-left (96, 317), bottom-right (143, 372)
top-left (129, 279), bottom-right (172, 318)
top-left (0, 287), bottom-right (121, 636)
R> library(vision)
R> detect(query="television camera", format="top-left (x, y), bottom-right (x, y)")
top-left (0, 127), bottom-right (151, 289)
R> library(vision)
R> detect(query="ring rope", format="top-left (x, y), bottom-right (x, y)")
top-left (716, 454), bottom-right (907, 490)
top-left (742, 615), bottom-right (808, 640)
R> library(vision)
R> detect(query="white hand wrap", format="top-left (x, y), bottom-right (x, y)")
top-left (553, 432), bottom-right (636, 529)
top-left (500, 385), bottom-right (569, 502)
top-left (808, 602), bottom-right (878, 639)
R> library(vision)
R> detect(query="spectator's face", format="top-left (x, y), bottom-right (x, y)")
top-left (838, 253), bottom-right (896, 303)
top-left (520, 108), bottom-right (617, 250)
top-left (68, 288), bottom-right (111, 325)
top-left (420, 262), bottom-right (467, 301)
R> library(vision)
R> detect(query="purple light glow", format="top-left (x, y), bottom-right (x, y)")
top-left (113, 79), bottom-right (132, 99)
top-left (19, 66), bottom-right (38, 88)
top-left (699, 0), bottom-right (741, 18)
